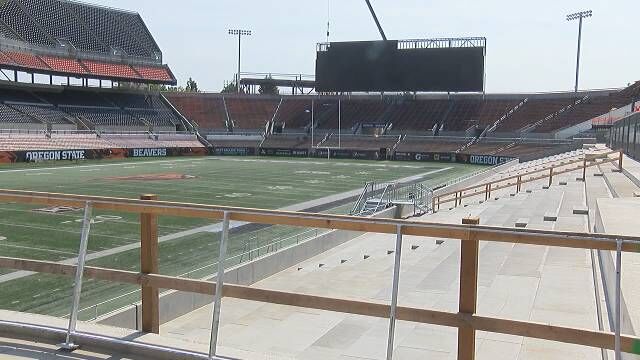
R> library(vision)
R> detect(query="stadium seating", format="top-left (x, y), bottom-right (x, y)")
top-left (133, 65), bottom-right (174, 82)
top-left (319, 100), bottom-right (389, 130)
top-left (443, 99), bottom-right (521, 131)
top-left (40, 56), bottom-right (88, 75)
top-left (495, 98), bottom-right (575, 132)
top-left (0, 132), bottom-right (109, 151)
top-left (4, 51), bottom-right (50, 70)
top-left (9, 104), bottom-right (74, 125)
top-left (128, 109), bottom-right (178, 128)
top-left (534, 94), bottom-right (630, 133)
top-left (226, 97), bottom-right (279, 130)
top-left (0, 132), bottom-right (204, 151)
top-left (273, 98), bottom-right (313, 128)
top-left (387, 99), bottom-right (450, 131)
top-left (61, 106), bottom-right (145, 129)
top-left (0, 52), bottom-right (16, 66)
top-left (0, 104), bottom-right (41, 124)
top-left (165, 93), bottom-right (228, 130)
top-left (82, 60), bottom-right (140, 79)
top-left (395, 136), bottom-right (470, 153)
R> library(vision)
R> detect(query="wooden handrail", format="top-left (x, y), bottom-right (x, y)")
top-left (1, 256), bottom-right (639, 354)
top-left (0, 187), bottom-right (639, 358)
top-left (434, 150), bottom-right (623, 210)
top-left (0, 188), bottom-right (638, 251)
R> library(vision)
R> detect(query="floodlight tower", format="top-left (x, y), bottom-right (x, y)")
top-left (228, 29), bottom-right (252, 94)
top-left (566, 10), bottom-right (592, 93)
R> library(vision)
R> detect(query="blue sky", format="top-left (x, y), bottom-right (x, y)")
top-left (95, 0), bottom-right (638, 93)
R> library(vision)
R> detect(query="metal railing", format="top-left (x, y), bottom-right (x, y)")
top-left (70, 227), bottom-right (327, 321)
top-left (0, 188), bottom-right (638, 359)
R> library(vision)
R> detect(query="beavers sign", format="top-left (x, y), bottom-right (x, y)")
top-left (130, 148), bottom-right (168, 157)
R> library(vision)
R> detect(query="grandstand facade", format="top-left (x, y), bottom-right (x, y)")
top-left (0, 0), bottom-right (175, 84)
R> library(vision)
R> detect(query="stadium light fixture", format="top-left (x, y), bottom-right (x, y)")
top-left (228, 29), bottom-right (252, 94)
top-left (566, 10), bottom-right (592, 93)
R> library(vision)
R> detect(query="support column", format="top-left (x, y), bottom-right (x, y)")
top-left (140, 194), bottom-right (159, 333)
top-left (458, 216), bottom-right (480, 360)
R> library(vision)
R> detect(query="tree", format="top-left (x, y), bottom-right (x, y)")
top-left (221, 81), bottom-right (245, 94)
top-left (185, 77), bottom-right (199, 92)
top-left (258, 75), bottom-right (279, 95)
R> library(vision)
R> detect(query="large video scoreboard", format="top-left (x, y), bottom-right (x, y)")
top-left (316, 38), bottom-right (485, 93)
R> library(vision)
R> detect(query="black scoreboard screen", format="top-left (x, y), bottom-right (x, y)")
top-left (316, 40), bottom-right (485, 92)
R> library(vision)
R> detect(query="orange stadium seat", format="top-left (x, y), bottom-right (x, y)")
top-left (82, 60), bottom-right (140, 79)
top-left (40, 56), bottom-right (88, 75)
top-left (4, 51), bottom-right (50, 70)
top-left (133, 65), bottom-right (173, 81)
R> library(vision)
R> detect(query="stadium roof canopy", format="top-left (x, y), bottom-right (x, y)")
top-left (0, 0), bottom-right (176, 85)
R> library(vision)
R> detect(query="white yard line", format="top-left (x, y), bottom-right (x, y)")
top-left (0, 167), bottom-right (452, 284)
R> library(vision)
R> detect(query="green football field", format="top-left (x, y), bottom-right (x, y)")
top-left (0, 156), bottom-right (482, 320)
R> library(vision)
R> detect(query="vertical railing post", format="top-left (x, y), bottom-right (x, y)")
top-left (385, 225), bottom-right (403, 360)
top-left (140, 194), bottom-right (159, 334)
top-left (582, 159), bottom-right (587, 181)
top-left (209, 211), bottom-right (231, 359)
top-left (58, 201), bottom-right (93, 351)
top-left (487, 183), bottom-right (492, 199)
top-left (618, 150), bottom-right (623, 171)
top-left (615, 239), bottom-right (622, 360)
top-left (458, 216), bottom-right (480, 360)
top-left (548, 167), bottom-right (554, 188)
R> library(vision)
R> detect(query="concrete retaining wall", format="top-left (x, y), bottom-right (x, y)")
top-left (97, 206), bottom-right (399, 330)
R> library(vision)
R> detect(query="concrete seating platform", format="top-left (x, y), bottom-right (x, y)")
top-left (159, 148), bottom-right (609, 359)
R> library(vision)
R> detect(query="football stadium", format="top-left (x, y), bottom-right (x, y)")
top-left (0, 0), bottom-right (638, 359)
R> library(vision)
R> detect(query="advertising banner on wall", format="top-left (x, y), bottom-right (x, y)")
top-left (394, 151), bottom-right (515, 165)
top-left (212, 147), bottom-right (256, 156)
top-left (394, 151), bottom-right (457, 162)
top-left (311, 148), bottom-right (381, 160)
top-left (259, 148), bottom-right (309, 157)
top-left (0, 147), bottom-right (207, 164)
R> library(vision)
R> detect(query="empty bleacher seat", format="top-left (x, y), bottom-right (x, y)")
top-left (133, 66), bottom-right (173, 81)
top-left (4, 52), bottom-right (50, 70)
top-left (82, 60), bottom-right (140, 79)
top-left (226, 97), bottom-right (279, 130)
top-left (40, 56), bottom-right (88, 75)
top-left (9, 104), bottom-right (73, 125)
top-left (0, 104), bottom-right (41, 124)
